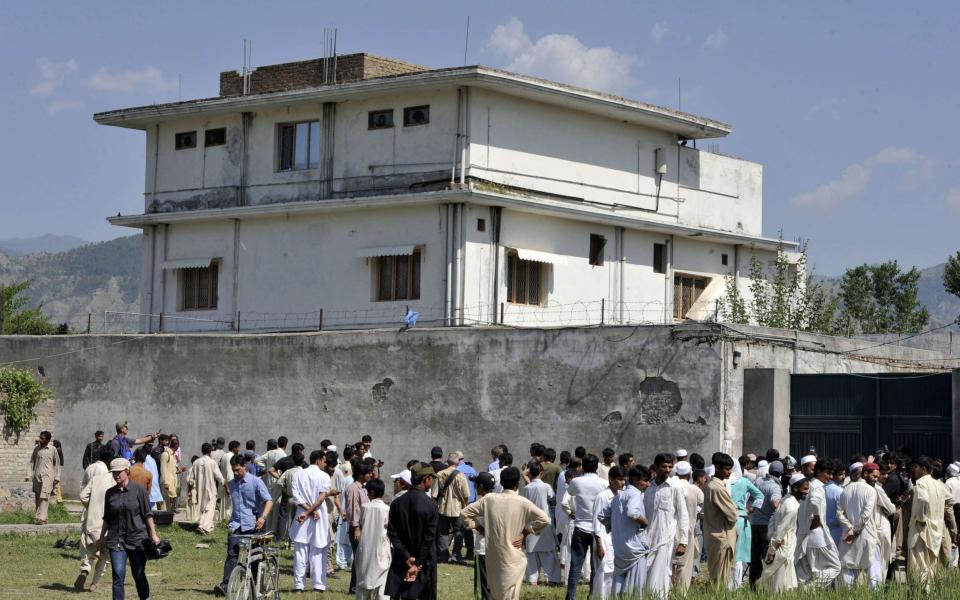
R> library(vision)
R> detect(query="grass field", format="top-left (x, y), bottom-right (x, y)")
top-left (1, 521), bottom-right (959, 599)
top-left (0, 503), bottom-right (73, 525)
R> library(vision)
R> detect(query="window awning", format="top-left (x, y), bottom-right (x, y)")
top-left (162, 258), bottom-right (215, 270)
top-left (356, 245), bottom-right (417, 258)
top-left (515, 248), bottom-right (567, 265)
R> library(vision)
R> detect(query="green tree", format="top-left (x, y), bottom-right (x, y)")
top-left (838, 261), bottom-right (929, 335)
top-left (0, 281), bottom-right (56, 335)
top-left (720, 238), bottom-right (837, 333)
top-left (945, 251), bottom-right (960, 310)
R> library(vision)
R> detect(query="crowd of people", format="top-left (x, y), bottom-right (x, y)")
top-left (27, 421), bottom-right (960, 599)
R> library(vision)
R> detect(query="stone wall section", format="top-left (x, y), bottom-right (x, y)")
top-left (0, 397), bottom-right (56, 511)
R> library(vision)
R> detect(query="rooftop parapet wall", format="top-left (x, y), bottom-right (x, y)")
top-left (219, 53), bottom-right (427, 96)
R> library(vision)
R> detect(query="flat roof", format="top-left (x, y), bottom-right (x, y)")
top-left (93, 65), bottom-right (731, 139)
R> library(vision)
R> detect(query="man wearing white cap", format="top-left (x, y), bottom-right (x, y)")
top-left (837, 462), bottom-right (882, 587)
top-left (674, 449), bottom-right (688, 461)
top-left (795, 457), bottom-right (841, 587)
top-left (757, 473), bottom-right (804, 592)
top-left (391, 469), bottom-right (412, 499)
top-left (671, 461), bottom-right (702, 593)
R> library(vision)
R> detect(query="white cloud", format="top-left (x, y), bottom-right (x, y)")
top-left (83, 66), bottom-right (178, 93)
top-left (704, 26), bottom-right (727, 49)
top-left (791, 146), bottom-right (932, 209)
top-left (651, 21), bottom-right (669, 42)
top-left (488, 17), bottom-right (635, 94)
top-left (947, 188), bottom-right (960, 211)
top-left (46, 100), bottom-right (80, 115)
top-left (30, 58), bottom-right (77, 97)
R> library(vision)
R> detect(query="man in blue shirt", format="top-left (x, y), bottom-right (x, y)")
top-left (453, 454), bottom-right (478, 562)
top-left (214, 454), bottom-right (274, 596)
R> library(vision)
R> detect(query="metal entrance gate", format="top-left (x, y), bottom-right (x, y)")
top-left (789, 373), bottom-right (953, 463)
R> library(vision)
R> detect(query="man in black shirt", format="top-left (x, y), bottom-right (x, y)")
top-left (385, 464), bottom-right (439, 600)
top-left (82, 431), bottom-right (104, 470)
top-left (102, 458), bottom-right (161, 600)
top-left (429, 447), bottom-right (446, 476)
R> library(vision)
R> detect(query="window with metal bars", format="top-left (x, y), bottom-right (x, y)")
top-left (375, 250), bottom-right (421, 301)
top-left (506, 252), bottom-right (544, 305)
top-left (180, 263), bottom-right (219, 310)
top-left (277, 121), bottom-right (320, 171)
top-left (673, 274), bottom-right (708, 319)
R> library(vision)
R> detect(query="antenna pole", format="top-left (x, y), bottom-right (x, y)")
top-left (463, 16), bottom-right (471, 65)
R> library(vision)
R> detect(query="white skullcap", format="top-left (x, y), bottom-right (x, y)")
top-left (948, 464), bottom-right (960, 476)
top-left (952, 461), bottom-right (960, 471)
top-left (674, 449), bottom-right (688, 458)
top-left (327, 445), bottom-right (337, 452)
top-left (705, 465), bottom-right (715, 478)
top-left (675, 461), bottom-right (692, 476)
top-left (757, 460), bottom-right (769, 468)
top-left (800, 455), bottom-right (817, 466)
top-left (789, 473), bottom-right (806, 486)
top-left (849, 462), bottom-right (863, 473)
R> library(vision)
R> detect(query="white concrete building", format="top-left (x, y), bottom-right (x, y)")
top-left (97, 53), bottom-right (795, 332)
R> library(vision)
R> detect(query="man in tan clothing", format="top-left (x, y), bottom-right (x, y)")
top-left (74, 447), bottom-right (114, 592)
top-left (190, 442), bottom-right (225, 534)
top-left (435, 451), bottom-right (470, 563)
top-left (462, 466), bottom-right (550, 600)
top-left (26, 430), bottom-right (60, 524)
top-left (908, 457), bottom-right (947, 588)
top-left (703, 453), bottom-right (738, 588)
top-left (672, 461), bottom-right (703, 593)
top-left (159, 439), bottom-right (180, 510)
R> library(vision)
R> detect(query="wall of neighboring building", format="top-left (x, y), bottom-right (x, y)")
top-left (0, 399), bottom-right (56, 511)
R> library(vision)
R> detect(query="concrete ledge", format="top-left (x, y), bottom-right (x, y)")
top-left (0, 522), bottom-right (81, 536)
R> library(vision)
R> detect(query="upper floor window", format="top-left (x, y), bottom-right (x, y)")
top-left (375, 249), bottom-right (421, 302)
top-left (403, 105), bottom-right (430, 127)
top-left (180, 262), bottom-right (219, 310)
top-left (204, 128), bottom-right (226, 147)
top-left (674, 274), bottom-right (708, 320)
top-left (278, 121), bottom-right (320, 171)
top-left (507, 252), bottom-right (544, 306)
top-left (175, 131), bottom-right (197, 150)
top-left (653, 243), bottom-right (667, 274)
top-left (368, 109), bottom-right (394, 130)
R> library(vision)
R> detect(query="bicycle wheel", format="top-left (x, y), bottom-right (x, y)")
top-left (226, 565), bottom-right (252, 600)
top-left (255, 555), bottom-right (280, 600)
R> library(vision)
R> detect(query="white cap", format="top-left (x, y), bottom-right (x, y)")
top-left (327, 445), bottom-right (337, 452)
top-left (789, 473), bottom-right (807, 486)
top-left (675, 461), bottom-right (692, 476)
top-left (800, 455), bottom-right (817, 466)
top-left (849, 462), bottom-right (863, 473)
top-left (948, 463), bottom-right (960, 476)
top-left (705, 465), bottom-right (715, 478)
top-left (390, 469), bottom-right (412, 486)
top-left (674, 449), bottom-right (688, 458)
top-left (757, 460), bottom-right (769, 468)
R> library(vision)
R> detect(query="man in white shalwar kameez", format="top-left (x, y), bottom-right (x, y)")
top-left (837, 462), bottom-right (883, 587)
top-left (74, 449), bottom-right (114, 592)
top-left (795, 456), bottom-right (841, 587)
top-left (603, 465), bottom-right (650, 596)
top-left (671, 461), bottom-right (703, 593)
top-left (866, 465), bottom-right (896, 573)
top-left (519, 463), bottom-right (561, 585)
top-left (291, 450), bottom-right (338, 592)
top-left (907, 457), bottom-right (947, 589)
top-left (461, 466), bottom-right (550, 600)
top-left (643, 454), bottom-right (689, 598)
top-left (191, 443), bottom-right (225, 535)
top-left (591, 466), bottom-right (625, 599)
top-left (757, 474), bottom-right (803, 592)
top-left (355, 479), bottom-right (391, 600)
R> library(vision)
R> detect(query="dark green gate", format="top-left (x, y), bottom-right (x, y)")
top-left (789, 373), bottom-right (952, 463)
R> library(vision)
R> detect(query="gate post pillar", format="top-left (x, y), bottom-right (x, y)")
top-left (953, 369), bottom-right (960, 459)
top-left (743, 368), bottom-right (791, 455)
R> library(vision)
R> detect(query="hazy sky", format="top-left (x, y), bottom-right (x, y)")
top-left (1, 2), bottom-right (957, 275)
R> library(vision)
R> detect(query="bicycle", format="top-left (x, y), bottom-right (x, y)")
top-left (226, 533), bottom-right (281, 600)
